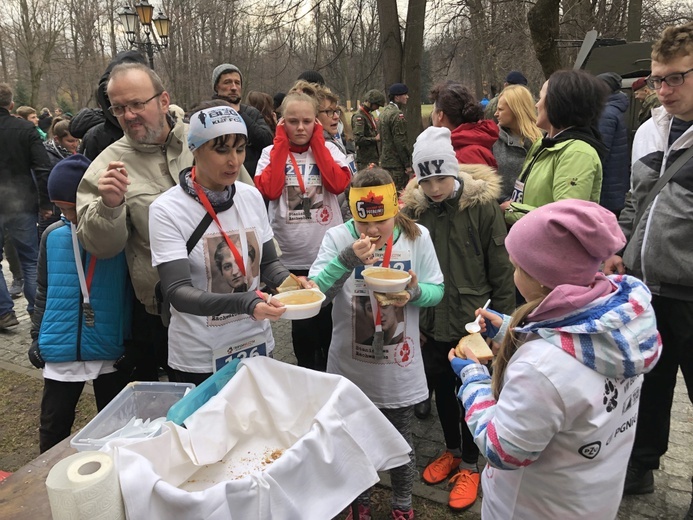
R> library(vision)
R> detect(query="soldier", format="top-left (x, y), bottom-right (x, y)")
top-left (484, 71), bottom-right (528, 122)
top-left (632, 77), bottom-right (662, 126)
top-left (352, 89), bottom-right (386, 170)
top-left (380, 83), bottom-right (413, 191)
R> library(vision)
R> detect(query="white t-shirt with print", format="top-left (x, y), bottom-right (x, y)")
top-left (150, 182), bottom-right (274, 373)
top-left (310, 224), bottom-right (444, 408)
top-left (255, 142), bottom-right (349, 269)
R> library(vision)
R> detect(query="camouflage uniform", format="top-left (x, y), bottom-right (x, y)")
top-left (379, 102), bottom-right (412, 192)
top-left (637, 92), bottom-right (662, 126)
top-left (484, 95), bottom-right (499, 121)
top-left (352, 106), bottom-right (380, 170)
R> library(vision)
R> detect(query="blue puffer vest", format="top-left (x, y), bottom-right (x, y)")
top-left (39, 222), bottom-right (132, 362)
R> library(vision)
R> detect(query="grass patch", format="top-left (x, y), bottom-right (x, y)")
top-left (0, 368), bottom-right (98, 472)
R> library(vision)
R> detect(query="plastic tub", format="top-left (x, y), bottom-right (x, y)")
top-left (71, 381), bottom-right (194, 451)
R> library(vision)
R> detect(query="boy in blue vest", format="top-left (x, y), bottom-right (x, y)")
top-left (29, 154), bottom-right (132, 452)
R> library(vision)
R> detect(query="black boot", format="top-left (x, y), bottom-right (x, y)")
top-left (414, 394), bottom-right (431, 419)
top-left (623, 463), bottom-right (654, 495)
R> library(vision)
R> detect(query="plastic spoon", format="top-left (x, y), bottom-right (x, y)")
top-left (465, 299), bottom-right (491, 334)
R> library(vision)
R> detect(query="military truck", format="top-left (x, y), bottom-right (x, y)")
top-left (573, 30), bottom-right (653, 137)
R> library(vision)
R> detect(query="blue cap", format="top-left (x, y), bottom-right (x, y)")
top-left (188, 106), bottom-right (247, 152)
top-left (48, 154), bottom-right (92, 204)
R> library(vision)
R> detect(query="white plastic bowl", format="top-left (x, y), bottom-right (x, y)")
top-left (362, 267), bottom-right (412, 292)
top-left (273, 289), bottom-right (326, 320)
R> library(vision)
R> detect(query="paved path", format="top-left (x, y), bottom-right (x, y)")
top-left (1, 259), bottom-right (691, 518)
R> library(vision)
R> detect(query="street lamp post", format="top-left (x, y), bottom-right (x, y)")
top-left (118, 1), bottom-right (170, 69)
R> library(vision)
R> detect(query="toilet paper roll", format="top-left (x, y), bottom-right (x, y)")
top-left (46, 451), bottom-right (125, 520)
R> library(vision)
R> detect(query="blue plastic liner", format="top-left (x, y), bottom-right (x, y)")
top-left (166, 359), bottom-right (242, 425)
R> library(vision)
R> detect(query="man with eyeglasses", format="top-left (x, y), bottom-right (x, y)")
top-left (75, 62), bottom-right (194, 382)
top-left (604, 22), bottom-right (693, 512)
top-left (211, 63), bottom-right (273, 177)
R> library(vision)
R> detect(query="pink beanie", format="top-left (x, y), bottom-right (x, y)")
top-left (505, 200), bottom-right (626, 289)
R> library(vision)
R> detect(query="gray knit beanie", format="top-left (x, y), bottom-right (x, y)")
top-left (212, 64), bottom-right (243, 92)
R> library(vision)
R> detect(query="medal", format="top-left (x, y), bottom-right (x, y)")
top-left (71, 224), bottom-right (98, 328)
top-left (83, 302), bottom-right (95, 327)
top-left (302, 196), bottom-right (312, 219)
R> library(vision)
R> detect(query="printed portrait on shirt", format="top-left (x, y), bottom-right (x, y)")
top-left (285, 160), bottom-right (334, 225)
top-left (204, 231), bottom-right (260, 294)
top-left (354, 295), bottom-right (405, 347)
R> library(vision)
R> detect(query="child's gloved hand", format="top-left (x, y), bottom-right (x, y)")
top-left (447, 348), bottom-right (476, 377)
top-left (477, 308), bottom-right (504, 339)
top-left (28, 342), bottom-right (45, 369)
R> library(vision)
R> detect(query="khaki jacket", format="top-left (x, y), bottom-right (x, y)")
top-left (401, 165), bottom-right (515, 341)
top-left (76, 116), bottom-right (192, 313)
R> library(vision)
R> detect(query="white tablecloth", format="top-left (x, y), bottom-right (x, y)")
top-left (112, 356), bottom-right (412, 519)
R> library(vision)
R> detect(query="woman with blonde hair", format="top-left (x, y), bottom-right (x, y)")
top-left (492, 85), bottom-right (543, 201)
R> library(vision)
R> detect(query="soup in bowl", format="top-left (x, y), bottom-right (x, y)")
top-left (362, 267), bottom-right (412, 292)
top-left (273, 289), bottom-right (326, 320)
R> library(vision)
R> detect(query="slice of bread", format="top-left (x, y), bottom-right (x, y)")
top-left (277, 273), bottom-right (302, 293)
top-left (374, 291), bottom-right (409, 306)
top-left (455, 333), bottom-right (494, 363)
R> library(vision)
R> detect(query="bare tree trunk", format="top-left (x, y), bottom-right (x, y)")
top-left (527, 0), bottom-right (562, 78)
top-left (377, 0), bottom-right (403, 88)
top-left (0, 30), bottom-right (8, 82)
top-left (468, 0), bottom-right (486, 99)
top-left (626, 0), bottom-right (642, 41)
top-left (402, 0), bottom-right (426, 144)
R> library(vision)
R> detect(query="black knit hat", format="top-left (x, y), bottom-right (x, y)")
top-left (48, 154), bottom-right (92, 205)
top-left (297, 70), bottom-right (325, 85)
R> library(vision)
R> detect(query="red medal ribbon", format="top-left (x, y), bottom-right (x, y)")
top-left (85, 255), bottom-right (97, 293)
top-left (375, 235), bottom-right (395, 328)
top-left (191, 167), bottom-right (246, 277)
top-left (288, 153), bottom-right (307, 194)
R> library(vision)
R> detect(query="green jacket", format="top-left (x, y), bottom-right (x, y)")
top-left (351, 106), bottom-right (380, 168)
top-left (379, 102), bottom-right (411, 170)
top-left (505, 137), bottom-right (603, 226)
top-left (401, 165), bottom-right (515, 342)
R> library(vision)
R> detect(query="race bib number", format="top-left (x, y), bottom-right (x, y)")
top-left (509, 179), bottom-right (525, 204)
top-left (213, 334), bottom-right (266, 372)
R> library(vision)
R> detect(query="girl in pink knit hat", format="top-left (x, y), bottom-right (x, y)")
top-left (448, 199), bottom-right (661, 519)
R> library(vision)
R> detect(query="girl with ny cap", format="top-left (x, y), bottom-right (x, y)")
top-left (309, 167), bottom-right (444, 520)
top-left (149, 106), bottom-right (312, 385)
top-left (450, 199), bottom-right (661, 519)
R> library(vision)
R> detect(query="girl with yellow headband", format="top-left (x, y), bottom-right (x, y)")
top-left (309, 167), bottom-right (444, 520)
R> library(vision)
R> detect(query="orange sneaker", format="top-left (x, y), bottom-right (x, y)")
top-left (422, 451), bottom-right (462, 484)
top-left (448, 469), bottom-right (480, 511)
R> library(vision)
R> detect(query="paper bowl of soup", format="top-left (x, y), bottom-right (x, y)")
top-left (362, 267), bottom-right (411, 292)
top-left (273, 289), bottom-right (326, 320)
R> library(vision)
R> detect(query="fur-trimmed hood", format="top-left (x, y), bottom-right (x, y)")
top-left (401, 163), bottom-right (501, 217)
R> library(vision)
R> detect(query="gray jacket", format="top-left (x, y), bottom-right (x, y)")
top-left (492, 127), bottom-right (534, 201)
top-left (620, 106), bottom-right (693, 301)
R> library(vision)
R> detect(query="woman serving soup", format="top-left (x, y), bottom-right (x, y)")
top-left (149, 106), bottom-right (312, 384)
